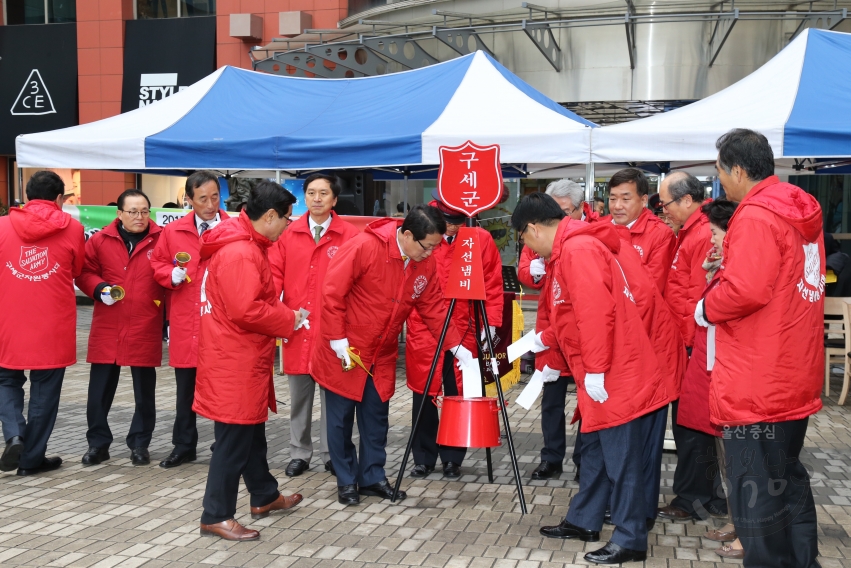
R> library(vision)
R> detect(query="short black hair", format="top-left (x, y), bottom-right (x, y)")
top-left (716, 128), bottom-right (774, 182)
top-left (396, 202), bottom-right (405, 213)
top-left (162, 202), bottom-right (179, 209)
top-left (667, 172), bottom-right (706, 203)
top-left (401, 205), bottom-right (446, 240)
top-left (117, 189), bottom-right (151, 211)
top-left (303, 173), bottom-right (342, 198)
top-left (245, 180), bottom-right (297, 221)
top-left (185, 171), bottom-right (219, 199)
top-left (25, 171), bottom-right (65, 202)
top-left (702, 200), bottom-right (737, 232)
top-left (608, 167), bottom-right (649, 196)
top-left (594, 197), bottom-right (605, 204)
top-left (510, 193), bottom-right (565, 232)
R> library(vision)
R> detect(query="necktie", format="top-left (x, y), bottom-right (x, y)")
top-left (199, 222), bottom-right (209, 236)
top-left (447, 236), bottom-right (454, 245)
top-left (314, 226), bottom-right (323, 244)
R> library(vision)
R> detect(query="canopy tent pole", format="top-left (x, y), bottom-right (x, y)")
top-left (275, 170), bottom-right (281, 184)
top-left (403, 173), bottom-right (409, 215)
top-left (18, 166), bottom-right (23, 204)
top-left (585, 162), bottom-right (595, 203)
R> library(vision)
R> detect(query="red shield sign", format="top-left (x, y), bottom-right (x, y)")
top-left (438, 141), bottom-right (502, 217)
top-left (19, 245), bottom-right (49, 275)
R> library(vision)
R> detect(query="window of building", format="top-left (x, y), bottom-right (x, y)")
top-left (136, 0), bottom-right (215, 19)
top-left (5, 0), bottom-right (75, 24)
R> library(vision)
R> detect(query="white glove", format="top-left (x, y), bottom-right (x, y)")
top-left (301, 319), bottom-right (310, 330)
top-left (694, 299), bottom-right (710, 328)
top-left (450, 345), bottom-right (474, 369)
top-left (480, 326), bottom-right (497, 342)
top-left (330, 338), bottom-right (351, 367)
top-left (171, 266), bottom-right (187, 286)
top-left (531, 332), bottom-right (549, 353)
top-left (100, 287), bottom-right (116, 306)
top-left (585, 373), bottom-right (608, 403)
top-left (529, 258), bottom-right (546, 278)
top-left (541, 365), bottom-right (560, 383)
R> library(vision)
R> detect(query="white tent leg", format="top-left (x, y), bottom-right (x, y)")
top-left (585, 162), bottom-right (595, 203)
top-left (404, 174), bottom-right (409, 215)
top-left (275, 170), bottom-right (281, 184)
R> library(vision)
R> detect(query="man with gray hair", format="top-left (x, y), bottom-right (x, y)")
top-left (518, 179), bottom-right (597, 481)
top-left (656, 172), bottom-right (727, 523)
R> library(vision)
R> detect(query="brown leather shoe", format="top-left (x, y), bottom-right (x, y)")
top-left (250, 493), bottom-right (303, 520)
top-left (199, 519), bottom-right (259, 541)
top-left (705, 527), bottom-right (737, 542)
top-left (656, 505), bottom-right (693, 520)
top-left (715, 543), bottom-right (745, 559)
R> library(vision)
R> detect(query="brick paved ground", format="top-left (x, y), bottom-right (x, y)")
top-left (0, 305), bottom-right (849, 567)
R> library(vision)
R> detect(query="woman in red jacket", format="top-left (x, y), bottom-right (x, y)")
top-left (195, 182), bottom-right (304, 542)
top-left (76, 190), bottom-right (165, 468)
top-left (312, 206), bottom-right (466, 506)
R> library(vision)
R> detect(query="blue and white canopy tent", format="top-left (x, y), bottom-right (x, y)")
top-left (16, 51), bottom-right (595, 173)
top-left (591, 28), bottom-right (851, 174)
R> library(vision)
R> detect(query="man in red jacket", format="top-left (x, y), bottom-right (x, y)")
top-left (696, 129), bottom-right (823, 568)
top-left (605, 168), bottom-right (677, 295)
top-left (517, 179), bottom-right (591, 481)
top-left (0, 171), bottom-right (85, 475)
top-left (656, 172), bottom-right (727, 522)
top-left (312, 206), bottom-right (466, 506)
top-left (196, 181), bottom-right (304, 542)
top-left (513, 193), bottom-right (666, 565)
top-left (76, 190), bottom-right (165, 467)
top-left (151, 171), bottom-right (228, 469)
top-left (405, 197), bottom-right (502, 479)
top-left (268, 173), bottom-right (359, 478)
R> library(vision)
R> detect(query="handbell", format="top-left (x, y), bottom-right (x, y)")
top-left (174, 252), bottom-right (192, 283)
top-left (109, 285), bottom-right (125, 301)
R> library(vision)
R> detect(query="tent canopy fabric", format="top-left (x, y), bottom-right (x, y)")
top-left (591, 29), bottom-right (851, 163)
top-left (16, 52), bottom-right (594, 170)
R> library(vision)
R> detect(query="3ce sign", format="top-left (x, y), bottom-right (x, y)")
top-left (11, 70), bottom-right (56, 116)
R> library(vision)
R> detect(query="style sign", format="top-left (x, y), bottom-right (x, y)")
top-left (11, 70), bottom-right (56, 116)
top-left (437, 141), bottom-right (503, 217)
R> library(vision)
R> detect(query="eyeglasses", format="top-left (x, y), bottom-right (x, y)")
top-left (661, 196), bottom-right (681, 210)
top-left (120, 209), bottom-right (150, 218)
top-left (518, 224), bottom-right (530, 244)
top-left (416, 239), bottom-right (439, 252)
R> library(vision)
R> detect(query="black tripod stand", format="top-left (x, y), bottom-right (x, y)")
top-left (391, 218), bottom-right (527, 514)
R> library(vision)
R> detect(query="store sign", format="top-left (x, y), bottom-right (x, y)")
top-left (0, 23), bottom-right (78, 154)
top-left (121, 17), bottom-right (216, 113)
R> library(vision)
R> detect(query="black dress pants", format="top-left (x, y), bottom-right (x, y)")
top-left (411, 352), bottom-right (467, 467)
top-left (0, 367), bottom-right (65, 469)
top-left (172, 367), bottom-right (198, 453)
top-left (540, 375), bottom-right (569, 463)
top-left (670, 400), bottom-right (727, 518)
top-left (725, 418), bottom-right (819, 568)
top-left (86, 364), bottom-right (156, 450)
top-left (201, 421), bottom-right (279, 525)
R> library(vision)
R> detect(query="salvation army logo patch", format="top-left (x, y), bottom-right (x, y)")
top-left (552, 278), bottom-right (562, 300)
top-left (412, 275), bottom-right (428, 298)
top-left (803, 242), bottom-right (821, 288)
top-left (327, 246), bottom-right (339, 259)
top-left (633, 244), bottom-right (644, 258)
top-left (147, 249), bottom-right (154, 260)
top-left (19, 246), bottom-right (49, 275)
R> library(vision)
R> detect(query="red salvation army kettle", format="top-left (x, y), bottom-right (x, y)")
top-left (433, 396), bottom-right (502, 448)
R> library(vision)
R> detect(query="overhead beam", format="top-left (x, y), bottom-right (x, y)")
top-left (306, 43), bottom-right (391, 75)
top-left (708, 9), bottom-right (738, 66)
top-left (433, 27), bottom-right (495, 57)
top-left (360, 36), bottom-right (438, 69)
top-left (790, 8), bottom-right (847, 41)
top-left (522, 20), bottom-right (560, 71)
top-left (624, 13), bottom-right (636, 70)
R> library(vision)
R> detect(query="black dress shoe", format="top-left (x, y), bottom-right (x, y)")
top-left (359, 479), bottom-right (406, 501)
top-left (540, 520), bottom-right (600, 541)
top-left (130, 447), bottom-right (150, 466)
top-left (409, 464), bottom-right (435, 478)
top-left (159, 449), bottom-right (196, 469)
top-left (17, 456), bottom-right (62, 476)
top-left (338, 484), bottom-right (360, 505)
top-left (0, 436), bottom-right (24, 472)
top-left (82, 446), bottom-right (110, 465)
top-left (603, 509), bottom-right (613, 525)
top-left (584, 541), bottom-right (647, 565)
top-left (286, 458), bottom-right (309, 477)
top-left (442, 461), bottom-right (461, 478)
top-left (325, 460), bottom-right (336, 477)
top-left (531, 461), bottom-right (563, 480)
